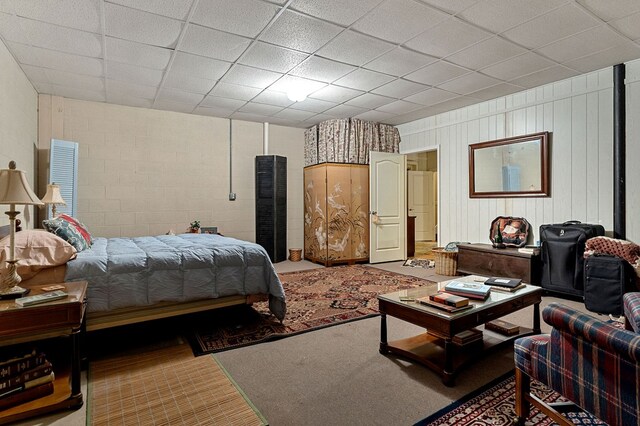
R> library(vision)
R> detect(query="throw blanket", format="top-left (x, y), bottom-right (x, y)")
top-left (65, 234), bottom-right (286, 320)
top-left (585, 236), bottom-right (640, 277)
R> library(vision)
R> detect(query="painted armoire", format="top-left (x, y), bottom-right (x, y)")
top-left (303, 163), bottom-right (369, 265)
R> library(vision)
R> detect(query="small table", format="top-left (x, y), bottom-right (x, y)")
top-left (457, 243), bottom-right (541, 285)
top-left (0, 281), bottom-right (87, 424)
top-left (378, 275), bottom-right (541, 386)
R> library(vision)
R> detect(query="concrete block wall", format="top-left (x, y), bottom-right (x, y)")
top-left (38, 95), bottom-right (305, 250)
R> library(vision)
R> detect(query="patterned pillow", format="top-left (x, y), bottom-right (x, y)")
top-left (42, 217), bottom-right (91, 252)
top-left (58, 214), bottom-right (92, 245)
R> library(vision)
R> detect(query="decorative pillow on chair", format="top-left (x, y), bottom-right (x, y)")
top-left (0, 230), bottom-right (77, 279)
top-left (58, 214), bottom-right (92, 245)
top-left (43, 216), bottom-right (91, 252)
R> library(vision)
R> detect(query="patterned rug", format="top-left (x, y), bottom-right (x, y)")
top-left (191, 265), bottom-right (435, 355)
top-left (414, 370), bottom-right (605, 426)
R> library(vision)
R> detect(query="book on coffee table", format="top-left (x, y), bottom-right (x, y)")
top-left (444, 281), bottom-right (491, 300)
top-left (484, 277), bottom-right (522, 288)
top-left (452, 328), bottom-right (483, 346)
top-left (429, 292), bottom-right (469, 307)
top-left (417, 297), bottom-right (474, 313)
top-left (485, 319), bottom-right (520, 336)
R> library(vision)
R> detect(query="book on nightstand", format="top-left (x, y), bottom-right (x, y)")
top-left (0, 381), bottom-right (54, 410)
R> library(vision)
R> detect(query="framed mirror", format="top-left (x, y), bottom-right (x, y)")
top-left (469, 132), bottom-right (549, 198)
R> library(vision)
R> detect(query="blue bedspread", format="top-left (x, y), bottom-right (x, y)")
top-left (64, 234), bottom-right (286, 320)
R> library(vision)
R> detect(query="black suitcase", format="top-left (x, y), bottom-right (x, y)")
top-left (539, 221), bottom-right (605, 296)
top-left (584, 255), bottom-right (637, 315)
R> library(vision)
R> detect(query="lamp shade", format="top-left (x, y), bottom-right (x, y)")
top-left (41, 183), bottom-right (66, 206)
top-left (0, 161), bottom-right (43, 206)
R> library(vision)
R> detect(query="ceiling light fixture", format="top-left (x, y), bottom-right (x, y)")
top-left (286, 88), bottom-right (307, 103)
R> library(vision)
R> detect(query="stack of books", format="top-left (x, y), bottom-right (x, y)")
top-left (452, 328), bottom-right (483, 346)
top-left (484, 277), bottom-right (526, 293)
top-left (417, 292), bottom-right (473, 313)
top-left (0, 350), bottom-right (54, 410)
top-left (443, 280), bottom-right (491, 300)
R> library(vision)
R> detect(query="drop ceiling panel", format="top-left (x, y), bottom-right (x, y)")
top-left (289, 57), bottom-right (356, 83)
top-left (376, 100), bottom-right (422, 114)
top-left (405, 18), bottom-right (492, 59)
top-left (107, 0), bottom-right (193, 20)
top-left (106, 37), bottom-right (171, 70)
top-left (502, 3), bottom-right (601, 50)
top-left (372, 79), bottom-right (429, 98)
top-left (105, 3), bottom-right (183, 48)
top-left (154, 99), bottom-right (197, 113)
top-left (303, 113), bottom-right (335, 125)
top-left (273, 108), bottom-right (316, 121)
top-left (192, 0), bottom-right (279, 38)
top-left (107, 94), bottom-right (153, 108)
top-left (163, 72), bottom-right (216, 94)
top-left (28, 66), bottom-right (105, 92)
top-left (209, 82), bottom-right (261, 101)
top-left (346, 93), bottom-right (395, 109)
top-left (323, 104), bottom-right (368, 118)
top-left (0, 0), bottom-right (101, 33)
top-left (37, 83), bottom-right (106, 103)
top-left (201, 95), bottom-right (246, 110)
top-left (458, 0), bottom-right (567, 34)
top-left (316, 31), bottom-right (394, 66)
top-left (290, 0), bottom-right (381, 26)
top-left (353, 110), bottom-right (397, 123)
top-left (171, 52), bottom-right (231, 81)
top-left (289, 98), bottom-right (336, 113)
top-left (480, 52), bottom-right (557, 81)
top-left (509, 65), bottom-right (580, 88)
top-left (239, 42), bottom-right (309, 73)
top-left (419, 0), bottom-right (479, 15)
top-left (438, 72), bottom-right (501, 94)
top-left (609, 12), bottom-right (640, 40)
top-left (260, 10), bottom-right (343, 53)
top-left (577, 0), bottom-right (640, 22)
top-left (107, 61), bottom-right (164, 86)
top-left (269, 75), bottom-right (327, 95)
top-left (231, 111), bottom-right (274, 122)
top-left (156, 88), bottom-right (205, 105)
top-left (352, 0), bottom-right (449, 44)
top-left (309, 85), bottom-right (364, 103)
top-left (334, 69), bottom-right (395, 92)
top-left (563, 43), bottom-right (640, 73)
top-left (537, 26), bottom-right (632, 64)
top-left (21, 65), bottom-right (49, 83)
top-left (468, 83), bottom-right (526, 101)
top-left (8, 42), bottom-right (104, 77)
top-left (404, 88), bottom-right (457, 106)
top-left (107, 79), bottom-right (158, 100)
top-left (252, 90), bottom-right (295, 108)
top-left (180, 24), bottom-right (251, 62)
top-left (446, 37), bottom-right (528, 70)
top-left (193, 106), bottom-right (234, 118)
top-left (364, 47), bottom-right (437, 76)
top-left (222, 65), bottom-right (283, 89)
top-left (404, 61), bottom-right (469, 86)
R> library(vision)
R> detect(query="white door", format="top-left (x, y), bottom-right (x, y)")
top-left (408, 171), bottom-right (436, 241)
top-left (369, 151), bottom-right (406, 263)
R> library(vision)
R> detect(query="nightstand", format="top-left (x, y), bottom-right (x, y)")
top-left (0, 281), bottom-right (87, 424)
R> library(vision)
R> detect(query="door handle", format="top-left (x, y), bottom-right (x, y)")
top-left (369, 211), bottom-right (377, 215)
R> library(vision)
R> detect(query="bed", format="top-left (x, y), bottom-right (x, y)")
top-left (0, 225), bottom-right (286, 331)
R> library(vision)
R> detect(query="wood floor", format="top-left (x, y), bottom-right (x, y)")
top-left (414, 240), bottom-right (438, 260)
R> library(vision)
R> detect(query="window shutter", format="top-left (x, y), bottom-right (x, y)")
top-left (49, 139), bottom-right (79, 218)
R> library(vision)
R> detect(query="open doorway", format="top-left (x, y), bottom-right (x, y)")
top-left (406, 149), bottom-right (438, 259)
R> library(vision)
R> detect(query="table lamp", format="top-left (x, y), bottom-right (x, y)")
top-left (0, 161), bottom-right (44, 298)
top-left (41, 182), bottom-right (66, 217)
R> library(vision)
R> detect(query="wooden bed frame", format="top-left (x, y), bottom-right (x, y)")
top-left (0, 225), bottom-right (270, 331)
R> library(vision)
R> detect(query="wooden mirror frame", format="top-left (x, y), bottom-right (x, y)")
top-left (469, 131), bottom-right (550, 198)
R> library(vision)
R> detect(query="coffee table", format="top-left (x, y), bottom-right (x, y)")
top-left (378, 275), bottom-right (542, 386)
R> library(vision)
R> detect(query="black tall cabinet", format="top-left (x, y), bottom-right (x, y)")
top-left (255, 155), bottom-right (287, 262)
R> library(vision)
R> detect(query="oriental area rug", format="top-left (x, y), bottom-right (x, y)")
top-left (88, 344), bottom-right (267, 426)
top-left (414, 371), bottom-right (604, 426)
top-left (191, 265), bottom-right (435, 355)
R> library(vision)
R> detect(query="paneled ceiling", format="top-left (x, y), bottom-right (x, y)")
top-left (1, 0), bottom-right (640, 128)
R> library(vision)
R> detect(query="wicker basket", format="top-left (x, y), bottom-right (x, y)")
top-left (288, 248), bottom-right (302, 262)
top-left (432, 247), bottom-right (458, 276)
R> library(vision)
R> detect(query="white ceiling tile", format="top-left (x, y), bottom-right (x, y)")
top-left (209, 82), bottom-right (261, 101)
top-left (334, 69), bottom-right (395, 92)
top-left (171, 52), bottom-right (231, 81)
top-left (180, 24), bottom-right (251, 62)
top-left (323, 104), bottom-right (368, 118)
top-left (107, 79), bottom-right (158, 99)
top-left (269, 75), bottom-right (327, 96)
top-left (467, 83), bottom-right (525, 101)
top-left (163, 72), bottom-right (216, 94)
top-left (352, 0), bottom-right (449, 44)
top-left (429, 96), bottom-right (480, 112)
top-left (446, 37), bottom-right (527, 70)
top-left (403, 88), bottom-right (457, 106)
top-left (21, 64), bottom-right (49, 83)
top-left (28, 66), bottom-right (105, 92)
top-left (309, 85), bottom-right (364, 103)
top-left (238, 102), bottom-right (282, 115)
top-left (563, 43), bottom-right (640, 73)
top-left (252, 90), bottom-right (295, 108)
top-left (201, 96), bottom-right (246, 109)
top-left (157, 88), bottom-right (205, 105)
top-left (261, 10), bottom-right (342, 53)
top-left (0, 14), bottom-right (102, 57)
top-left (289, 98), bottom-right (336, 113)
top-left (290, 0), bottom-right (381, 26)
top-left (609, 11), bottom-right (640, 40)
top-left (353, 110), bottom-right (397, 123)
top-left (289, 57), bottom-right (356, 83)
top-left (154, 99), bottom-right (197, 113)
top-left (502, 3), bottom-right (601, 50)
top-left (376, 100), bottom-right (422, 114)
top-left (346, 93), bottom-right (395, 109)
top-left (273, 108), bottom-right (316, 121)
top-left (536, 26), bottom-right (631, 64)
top-left (105, 3), bottom-right (182, 48)
top-left (107, 61), bottom-right (164, 86)
top-left (107, 0), bottom-right (193, 20)
top-left (239, 42), bottom-right (309, 73)
top-left (404, 61), bottom-right (469, 86)
top-left (303, 113), bottom-right (335, 125)
top-left (192, 0), bottom-right (279, 37)
top-left (316, 31), bottom-right (394, 67)
top-left (106, 37), bottom-right (172, 70)
top-left (458, 0), bottom-right (567, 33)
top-left (385, 106), bottom-right (440, 125)
top-left (577, 0), bottom-right (640, 22)
top-left (38, 83), bottom-right (106, 102)
top-left (509, 65), bottom-right (580, 88)
top-left (230, 111), bottom-right (271, 122)
top-left (364, 47), bottom-right (437, 76)
top-left (371, 79), bottom-right (429, 98)
top-left (418, 0), bottom-right (479, 15)
top-left (437, 72), bottom-right (501, 94)
top-left (222, 65), bottom-right (283, 89)
top-left (193, 106), bottom-right (234, 118)
top-left (8, 42), bottom-right (103, 77)
top-left (481, 53), bottom-right (557, 81)
top-left (106, 94), bottom-right (154, 109)
top-left (2, 0), bottom-right (101, 33)
top-left (405, 18), bottom-right (492, 59)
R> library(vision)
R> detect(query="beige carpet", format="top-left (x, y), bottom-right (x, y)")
top-left (89, 344), bottom-right (266, 426)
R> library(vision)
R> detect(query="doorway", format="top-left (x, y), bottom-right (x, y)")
top-left (406, 149), bottom-right (438, 259)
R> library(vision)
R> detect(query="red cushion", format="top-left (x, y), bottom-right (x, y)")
top-left (58, 214), bottom-right (92, 246)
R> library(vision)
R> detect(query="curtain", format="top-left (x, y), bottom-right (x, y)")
top-left (318, 119), bottom-right (350, 163)
top-left (304, 126), bottom-right (318, 166)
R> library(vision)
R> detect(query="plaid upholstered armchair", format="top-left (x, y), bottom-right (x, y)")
top-left (513, 293), bottom-right (640, 426)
